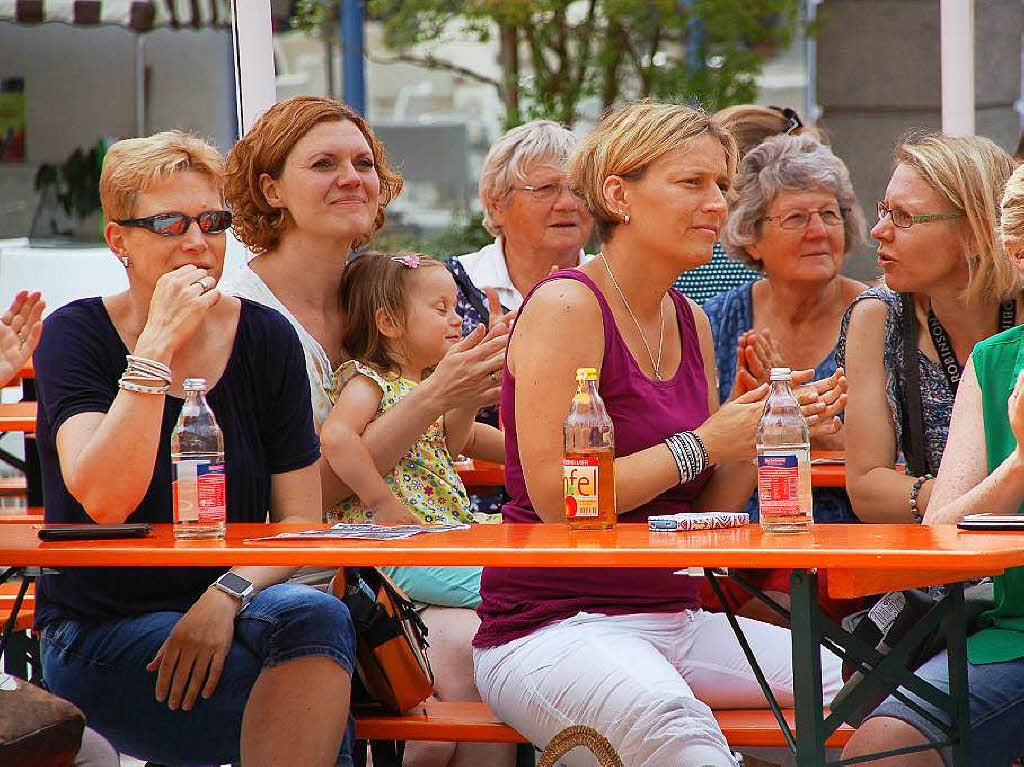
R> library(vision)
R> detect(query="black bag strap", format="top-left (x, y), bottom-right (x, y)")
top-left (344, 567), bottom-right (429, 650)
top-left (900, 292), bottom-right (929, 478)
top-left (447, 261), bottom-right (493, 327)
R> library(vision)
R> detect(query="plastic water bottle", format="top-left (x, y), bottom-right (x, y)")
top-left (756, 368), bottom-right (812, 533)
top-left (171, 378), bottom-right (226, 539)
top-left (563, 367), bottom-right (616, 530)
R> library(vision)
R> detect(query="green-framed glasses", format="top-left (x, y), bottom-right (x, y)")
top-left (876, 201), bottom-right (962, 229)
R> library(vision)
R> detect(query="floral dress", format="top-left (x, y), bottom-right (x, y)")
top-left (330, 360), bottom-right (475, 526)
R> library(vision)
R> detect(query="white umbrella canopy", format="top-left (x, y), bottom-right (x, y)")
top-left (0, 0), bottom-right (230, 32)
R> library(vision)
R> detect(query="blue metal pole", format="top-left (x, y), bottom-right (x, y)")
top-left (340, 0), bottom-right (366, 114)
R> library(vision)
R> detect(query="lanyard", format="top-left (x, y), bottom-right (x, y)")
top-left (927, 299), bottom-right (1016, 395)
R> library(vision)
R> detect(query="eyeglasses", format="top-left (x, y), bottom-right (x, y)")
top-left (876, 202), bottom-right (962, 229)
top-left (769, 105), bottom-right (804, 135)
top-left (511, 182), bottom-right (580, 203)
top-left (762, 208), bottom-right (845, 230)
top-left (114, 210), bottom-right (233, 237)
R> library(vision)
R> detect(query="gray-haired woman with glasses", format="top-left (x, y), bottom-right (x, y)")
top-left (836, 132), bottom-right (1021, 526)
top-left (703, 135), bottom-right (865, 516)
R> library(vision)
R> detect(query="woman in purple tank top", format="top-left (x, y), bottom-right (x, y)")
top-left (473, 102), bottom-right (849, 767)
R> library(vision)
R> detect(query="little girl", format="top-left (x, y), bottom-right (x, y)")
top-left (321, 251), bottom-right (513, 767)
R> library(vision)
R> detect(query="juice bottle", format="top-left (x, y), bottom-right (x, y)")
top-left (563, 367), bottom-right (616, 530)
top-left (756, 368), bottom-right (813, 532)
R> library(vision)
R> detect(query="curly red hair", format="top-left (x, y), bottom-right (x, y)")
top-left (225, 96), bottom-right (402, 254)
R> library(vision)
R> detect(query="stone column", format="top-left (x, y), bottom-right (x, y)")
top-left (815, 0), bottom-right (1021, 279)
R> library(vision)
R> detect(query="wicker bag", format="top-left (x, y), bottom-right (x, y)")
top-left (538, 725), bottom-right (623, 767)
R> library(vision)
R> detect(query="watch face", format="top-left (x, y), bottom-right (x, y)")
top-left (218, 572), bottom-right (251, 595)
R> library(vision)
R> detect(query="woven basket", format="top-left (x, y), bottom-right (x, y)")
top-left (538, 725), bottom-right (623, 767)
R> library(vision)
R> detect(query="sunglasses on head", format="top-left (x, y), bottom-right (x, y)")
top-left (114, 210), bottom-right (233, 237)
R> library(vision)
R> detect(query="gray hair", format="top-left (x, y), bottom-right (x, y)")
top-left (479, 120), bottom-right (579, 237)
top-left (721, 134), bottom-right (867, 270)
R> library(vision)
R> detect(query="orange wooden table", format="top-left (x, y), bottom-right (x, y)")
top-left (2, 522), bottom-right (1009, 766)
top-left (0, 401), bottom-right (36, 433)
top-left (4, 361), bottom-right (33, 387)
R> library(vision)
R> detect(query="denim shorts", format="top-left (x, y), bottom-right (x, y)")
top-left (869, 650), bottom-right (1024, 766)
top-left (41, 583), bottom-right (357, 766)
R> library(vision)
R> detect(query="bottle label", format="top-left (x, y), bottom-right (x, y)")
top-left (757, 453), bottom-right (801, 516)
top-left (173, 460), bottom-right (226, 524)
top-left (563, 457), bottom-right (599, 518)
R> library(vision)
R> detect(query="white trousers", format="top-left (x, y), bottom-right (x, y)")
top-left (474, 609), bottom-right (844, 767)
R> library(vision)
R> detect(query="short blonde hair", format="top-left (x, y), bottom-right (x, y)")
top-left (99, 130), bottom-right (224, 221)
top-left (225, 96), bottom-right (402, 254)
top-left (895, 132), bottom-right (1018, 303)
top-left (1001, 162), bottom-right (1024, 258)
top-left (570, 101), bottom-right (738, 242)
top-left (715, 104), bottom-right (828, 159)
top-left (478, 120), bottom-right (579, 237)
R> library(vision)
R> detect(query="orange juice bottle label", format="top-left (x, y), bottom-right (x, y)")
top-left (563, 456), bottom-right (600, 518)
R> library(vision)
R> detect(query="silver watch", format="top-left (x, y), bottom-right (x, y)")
top-left (211, 571), bottom-right (254, 610)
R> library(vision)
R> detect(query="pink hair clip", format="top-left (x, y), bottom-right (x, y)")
top-left (390, 254), bottom-right (422, 268)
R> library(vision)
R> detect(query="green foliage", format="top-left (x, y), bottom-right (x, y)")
top-left (373, 211), bottom-right (494, 260)
top-left (33, 140), bottom-right (107, 220)
top-left (363, 0), bottom-right (803, 128)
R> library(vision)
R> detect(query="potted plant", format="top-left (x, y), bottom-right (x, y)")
top-left (31, 139), bottom-right (108, 242)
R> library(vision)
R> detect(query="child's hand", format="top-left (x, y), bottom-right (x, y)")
top-left (371, 496), bottom-right (421, 526)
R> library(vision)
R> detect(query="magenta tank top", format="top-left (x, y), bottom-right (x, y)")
top-left (474, 270), bottom-right (713, 649)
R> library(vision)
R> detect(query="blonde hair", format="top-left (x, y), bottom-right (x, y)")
top-left (479, 120), bottom-right (579, 237)
top-left (99, 130), bottom-right (223, 221)
top-left (340, 252), bottom-right (447, 375)
top-left (1001, 163), bottom-right (1024, 259)
top-left (715, 104), bottom-right (828, 159)
top-left (225, 96), bottom-right (402, 254)
top-left (895, 132), bottom-right (1018, 303)
top-left (570, 101), bottom-right (738, 242)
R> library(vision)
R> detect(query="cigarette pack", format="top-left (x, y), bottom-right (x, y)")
top-left (648, 512), bottom-right (749, 532)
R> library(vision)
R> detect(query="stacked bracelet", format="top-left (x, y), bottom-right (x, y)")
top-left (118, 354), bottom-right (171, 396)
top-left (665, 431), bottom-right (710, 485)
top-left (909, 474), bottom-right (933, 523)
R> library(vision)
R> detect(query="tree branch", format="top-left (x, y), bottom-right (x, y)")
top-left (367, 52), bottom-right (503, 90)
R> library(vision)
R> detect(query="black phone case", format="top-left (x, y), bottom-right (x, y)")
top-left (38, 524), bottom-right (152, 541)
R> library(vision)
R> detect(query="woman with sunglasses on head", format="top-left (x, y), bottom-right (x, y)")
top-left (32, 131), bottom-right (357, 767)
top-left (837, 133), bottom-right (1021, 525)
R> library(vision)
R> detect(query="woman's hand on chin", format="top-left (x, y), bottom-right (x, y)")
top-left (136, 264), bottom-right (221, 362)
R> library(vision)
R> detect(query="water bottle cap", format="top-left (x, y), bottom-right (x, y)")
top-left (183, 377), bottom-right (208, 391)
top-left (769, 368), bottom-right (792, 381)
top-left (576, 367), bottom-right (598, 382)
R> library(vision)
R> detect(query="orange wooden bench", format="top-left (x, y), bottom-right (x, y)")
top-left (354, 700), bottom-right (855, 750)
top-left (0, 476), bottom-right (27, 496)
top-left (0, 401), bottom-right (36, 434)
top-left (1, 579), bottom-right (38, 679)
top-left (0, 506), bottom-right (43, 523)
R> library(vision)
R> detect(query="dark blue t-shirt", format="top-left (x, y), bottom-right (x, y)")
top-left (33, 297), bottom-right (320, 627)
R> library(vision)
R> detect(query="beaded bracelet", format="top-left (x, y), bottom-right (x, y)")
top-left (665, 431), bottom-right (710, 485)
top-left (118, 379), bottom-right (170, 395)
top-left (909, 474), bottom-right (933, 523)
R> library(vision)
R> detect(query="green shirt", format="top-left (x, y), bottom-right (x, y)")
top-left (968, 324), bottom-right (1024, 663)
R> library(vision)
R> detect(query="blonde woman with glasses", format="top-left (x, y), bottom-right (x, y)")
top-left (836, 133), bottom-right (1021, 525)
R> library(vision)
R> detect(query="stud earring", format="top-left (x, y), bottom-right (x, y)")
top-left (119, 253), bottom-right (130, 269)
top-left (621, 212), bottom-right (630, 225)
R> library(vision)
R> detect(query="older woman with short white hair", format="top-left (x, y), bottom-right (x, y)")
top-left (704, 135), bottom-right (866, 525)
top-left (449, 119), bottom-right (593, 328)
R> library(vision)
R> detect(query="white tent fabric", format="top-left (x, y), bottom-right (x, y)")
top-left (0, 0), bottom-right (231, 32)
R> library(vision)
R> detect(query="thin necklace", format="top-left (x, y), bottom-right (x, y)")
top-left (599, 252), bottom-right (665, 380)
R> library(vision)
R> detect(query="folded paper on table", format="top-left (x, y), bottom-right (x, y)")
top-left (245, 523), bottom-right (471, 542)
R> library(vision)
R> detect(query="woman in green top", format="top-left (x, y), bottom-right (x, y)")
top-left (841, 163), bottom-right (1024, 766)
